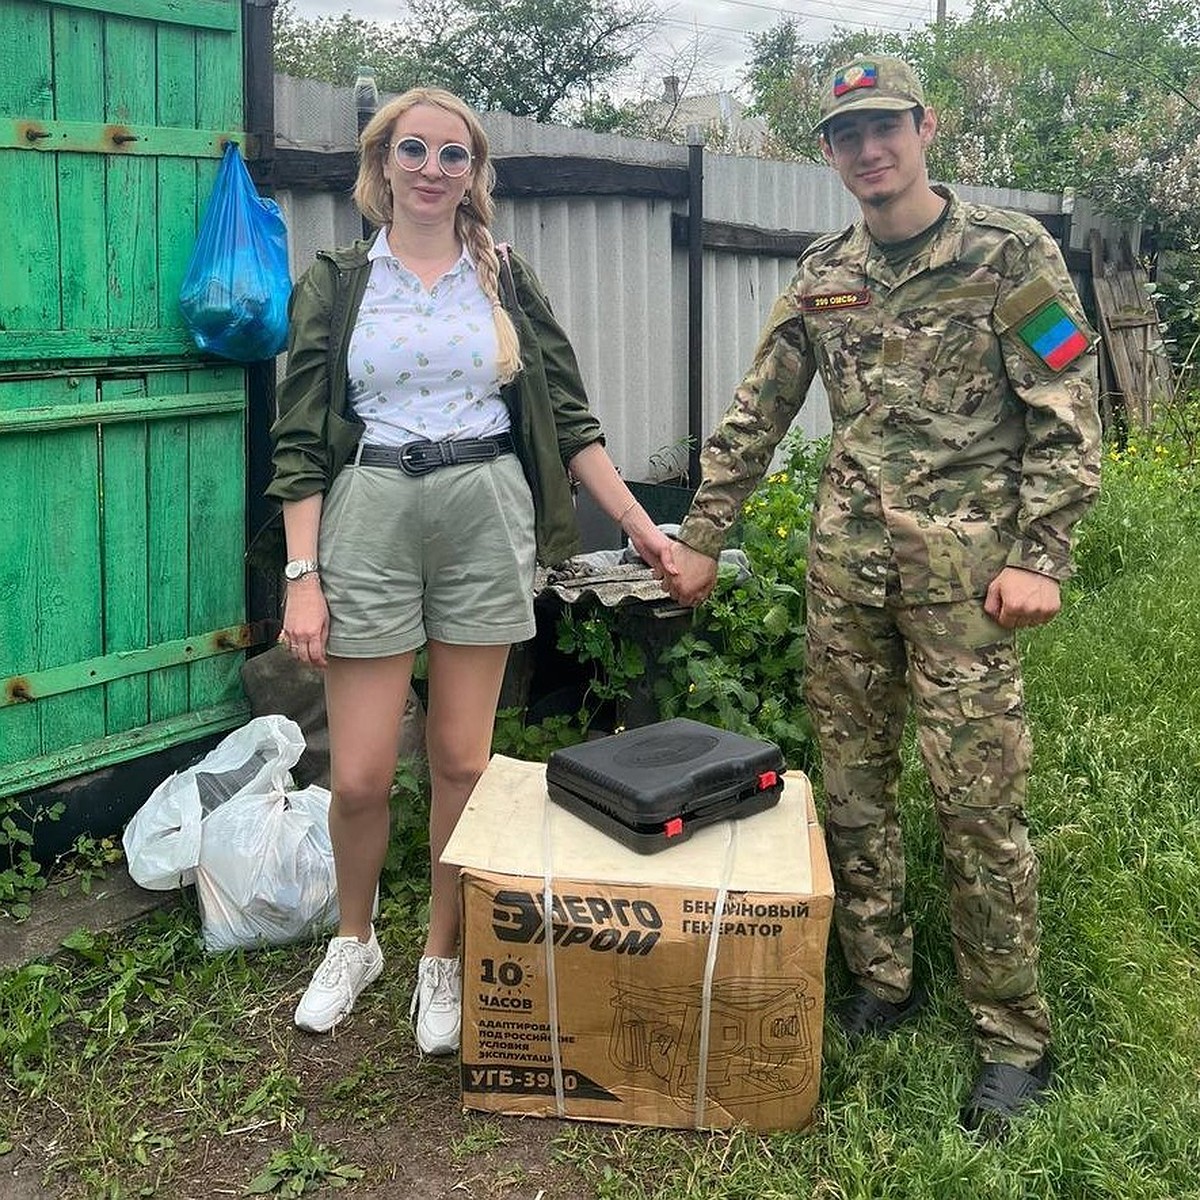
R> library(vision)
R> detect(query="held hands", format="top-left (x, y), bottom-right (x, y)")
top-left (664, 540), bottom-right (719, 607)
top-left (619, 504), bottom-right (681, 585)
top-left (279, 576), bottom-right (330, 668)
top-left (984, 566), bottom-right (1061, 630)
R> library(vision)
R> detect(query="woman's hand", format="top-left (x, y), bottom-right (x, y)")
top-left (621, 507), bottom-right (680, 582)
top-left (280, 575), bottom-right (330, 668)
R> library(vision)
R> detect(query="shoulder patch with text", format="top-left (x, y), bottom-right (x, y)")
top-left (800, 290), bottom-right (871, 314)
top-left (1016, 300), bottom-right (1089, 371)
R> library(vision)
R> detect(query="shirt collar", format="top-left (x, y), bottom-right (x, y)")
top-left (927, 185), bottom-right (965, 270)
top-left (852, 184), bottom-right (964, 285)
top-left (369, 227), bottom-right (477, 277)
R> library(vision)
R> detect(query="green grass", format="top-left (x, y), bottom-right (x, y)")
top-left (547, 451), bottom-right (1200, 1199)
top-left (2, 446), bottom-right (1199, 1197)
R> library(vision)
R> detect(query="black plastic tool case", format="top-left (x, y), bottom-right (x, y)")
top-left (545, 718), bottom-right (784, 854)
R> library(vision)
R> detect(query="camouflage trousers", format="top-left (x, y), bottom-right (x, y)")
top-left (805, 575), bottom-right (1051, 1068)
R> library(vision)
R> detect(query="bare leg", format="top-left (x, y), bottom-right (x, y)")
top-left (324, 652), bottom-right (416, 940)
top-left (423, 640), bottom-right (510, 958)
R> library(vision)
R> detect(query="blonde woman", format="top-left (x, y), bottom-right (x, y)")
top-left (267, 88), bottom-right (676, 1054)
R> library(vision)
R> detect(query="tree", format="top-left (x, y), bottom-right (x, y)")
top-left (272, 0), bottom-right (657, 126)
top-left (405, 0), bottom-right (656, 123)
top-left (273, 2), bottom-right (420, 96)
top-left (896, 0), bottom-right (1200, 209)
top-left (571, 36), bottom-right (738, 142)
top-left (742, 1), bottom-right (1200, 237)
top-left (742, 23), bottom-right (873, 162)
top-left (741, 1), bottom-right (1200, 363)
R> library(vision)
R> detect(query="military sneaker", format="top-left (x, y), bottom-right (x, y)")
top-left (410, 956), bottom-right (462, 1056)
top-left (837, 983), bottom-right (927, 1043)
top-left (293, 928), bottom-right (384, 1033)
top-left (960, 1054), bottom-right (1053, 1140)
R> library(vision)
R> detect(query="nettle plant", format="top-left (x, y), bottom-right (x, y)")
top-left (653, 431), bottom-right (826, 771)
top-left (501, 430), bottom-right (828, 771)
top-left (0, 796), bottom-right (65, 920)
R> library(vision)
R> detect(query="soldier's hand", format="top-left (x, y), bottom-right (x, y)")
top-left (984, 566), bottom-right (1061, 630)
top-left (666, 541), bottom-right (719, 607)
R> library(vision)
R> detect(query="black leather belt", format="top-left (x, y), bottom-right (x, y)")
top-left (358, 433), bottom-right (515, 477)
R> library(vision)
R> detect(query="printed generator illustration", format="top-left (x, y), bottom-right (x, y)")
top-left (608, 978), bottom-right (818, 1108)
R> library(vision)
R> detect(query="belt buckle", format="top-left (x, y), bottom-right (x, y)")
top-left (398, 440), bottom-right (440, 476)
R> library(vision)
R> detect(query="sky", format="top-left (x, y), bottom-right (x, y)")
top-left (287, 0), bottom-right (975, 94)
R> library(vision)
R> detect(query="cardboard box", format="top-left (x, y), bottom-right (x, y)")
top-left (442, 755), bottom-right (834, 1131)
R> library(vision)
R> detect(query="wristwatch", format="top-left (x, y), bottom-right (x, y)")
top-left (284, 557), bottom-right (319, 581)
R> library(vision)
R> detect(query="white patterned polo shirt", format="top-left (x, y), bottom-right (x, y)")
top-left (346, 228), bottom-right (510, 446)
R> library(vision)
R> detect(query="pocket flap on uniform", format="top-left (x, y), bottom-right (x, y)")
top-left (993, 277), bottom-right (1058, 333)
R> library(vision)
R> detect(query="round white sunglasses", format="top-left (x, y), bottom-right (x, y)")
top-left (389, 136), bottom-right (473, 178)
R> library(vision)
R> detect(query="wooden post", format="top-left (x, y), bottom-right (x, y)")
top-left (1090, 229), bottom-right (1116, 432)
top-left (243, 0), bottom-right (280, 634)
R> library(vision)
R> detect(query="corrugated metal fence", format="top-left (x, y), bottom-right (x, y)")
top-left (273, 75), bottom-right (1135, 483)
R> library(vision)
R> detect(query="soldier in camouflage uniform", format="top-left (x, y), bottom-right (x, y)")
top-left (664, 55), bottom-right (1101, 1135)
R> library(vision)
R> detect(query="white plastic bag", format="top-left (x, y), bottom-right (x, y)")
top-left (123, 715), bottom-right (306, 890)
top-left (194, 784), bottom-right (339, 953)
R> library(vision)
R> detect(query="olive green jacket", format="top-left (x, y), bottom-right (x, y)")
top-left (265, 240), bottom-right (603, 566)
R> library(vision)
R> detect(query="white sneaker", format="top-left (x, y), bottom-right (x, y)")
top-left (409, 956), bottom-right (462, 1056)
top-left (294, 928), bottom-right (384, 1033)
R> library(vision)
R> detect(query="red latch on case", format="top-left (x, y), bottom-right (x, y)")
top-left (758, 770), bottom-right (778, 789)
top-left (664, 816), bottom-right (684, 838)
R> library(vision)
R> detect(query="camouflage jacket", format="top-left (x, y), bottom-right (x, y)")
top-left (677, 187), bottom-right (1102, 605)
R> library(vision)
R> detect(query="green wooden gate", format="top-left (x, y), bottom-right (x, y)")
top-left (0, 0), bottom-right (256, 798)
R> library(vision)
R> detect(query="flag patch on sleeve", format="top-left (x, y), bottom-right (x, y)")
top-left (1017, 300), bottom-right (1089, 370)
top-left (833, 63), bottom-right (878, 96)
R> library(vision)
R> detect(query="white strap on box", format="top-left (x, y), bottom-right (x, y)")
top-left (539, 797), bottom-right (739, 1125)
top-left (540, 799), bottom-right (568, 1116)
top-left (694, 821), bottom-right (738, 1130)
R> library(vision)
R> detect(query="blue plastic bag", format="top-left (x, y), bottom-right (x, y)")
top-left (180, 142), bottom-right (292, 362)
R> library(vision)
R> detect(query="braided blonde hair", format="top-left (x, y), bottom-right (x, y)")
top-left (353, 87), bottom-right (522, 384)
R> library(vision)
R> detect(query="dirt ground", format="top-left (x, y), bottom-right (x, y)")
top-left (1, 873), bottom-right (599, 1200)
top-left (4, 1000), bottom-right (598, 1200)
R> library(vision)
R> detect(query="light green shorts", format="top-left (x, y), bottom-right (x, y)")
top-left (318, 453), bottom-right (537, 657)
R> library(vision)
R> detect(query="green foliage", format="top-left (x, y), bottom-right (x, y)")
top-left (243, 1133), bottom-right (364, 1195)
top-left (742, 24), bottom-right (874, 160)
top-left (449, 1119), bottom-right (508, 1158)
top-left (3, 427), bottom-right (1200, 1196)
top-left (273, 0), bottom-right (654, 124)
top-left (273, 2), bottom-right (419, 94)
top-left (1148, 243), bottom-right (1200, 382)
top-left (0, 798), bottom-right (64, 921)
top-left (1073, 407), bottom-right (1200, 594)
top-left (556, 608), bottom-right (647, 711)
top-left (544, 418), bottom-right (1200, 1200)
top-left (492, 706), bottom-right (583, 761)
top-left (902, 0), bottom-right (1200, 226)
top-left (489, 607), bottom-right (648, 755)
top-left (53, 832), bottom-right (123, 899)
top-left (493, 432), bottom-right (825, 765)
top-left (651, 431), bottom-right (824, 769)
top-left (741, 0), bottom-right (1200, 259)
top-left (406, 0), bottom-right (654, 123)
top-left (380, 755), bottom-right (432, 924)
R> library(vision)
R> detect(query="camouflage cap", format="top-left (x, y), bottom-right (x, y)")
top-left (814, 55), bottom-right (926, 133)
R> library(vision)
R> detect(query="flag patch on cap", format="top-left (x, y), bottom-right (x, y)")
top-left (833, 63), bottom-right (878, 96)
top-left (1017, 301), bottom-right (1089, 370)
